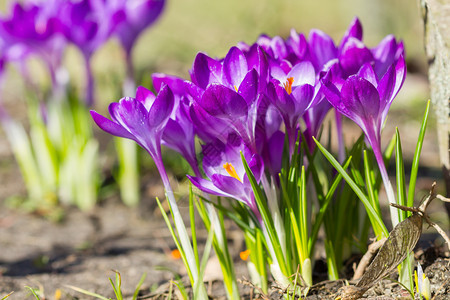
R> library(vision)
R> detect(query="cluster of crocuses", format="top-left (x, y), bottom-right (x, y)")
top-left (0, 0), bottom-right (165, 210)
top-left (92, 18), bottom-right (411, 297)
top-left (0, 0), bottom-right (165, 103)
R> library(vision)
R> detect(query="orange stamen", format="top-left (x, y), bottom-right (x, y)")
top-left (240, 249), bottom-right (251, 261)
top-left (283, 77), bottom-right (294, 94)
top-left (223, 162), bottom-right (241, 182)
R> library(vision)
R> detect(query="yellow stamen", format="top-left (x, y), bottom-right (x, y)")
top-left (283, 77), bottom-right (294, 94)
top-left (223, 162), bottom-right (241, 182)
top-left (234, 85), bottom-right (239, 92)
top-left (240, 249), bottom-right (251, 261)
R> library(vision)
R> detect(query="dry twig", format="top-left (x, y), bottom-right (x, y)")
top-left (352, 237), bottom-right (387, 280)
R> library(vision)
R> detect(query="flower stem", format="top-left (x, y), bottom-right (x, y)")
top-left (371, 140), bottom-right (399, 228)
top-left (153, 155), bottom-right (208, 298)
top-left (83, 54), bottom-right (94, 107)
top-left (122, 51), bottom-right (136, 97)
top-left (335, 110), bottom-right (345, 163)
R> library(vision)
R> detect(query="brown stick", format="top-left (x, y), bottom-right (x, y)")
top-left (423, 215), bottom-right (450, 250)
top-left (352, 238), bottom-right (387, 280)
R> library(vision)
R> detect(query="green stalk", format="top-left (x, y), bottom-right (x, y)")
top-left (115, 138), bottom-right (140, 207)
top-left (195, 195), bottom-right (241, 299)
top-left (407, 101), bottom-right (430, 207)
top-left (314, 137), bottom-right (388, 238)
top-left (241, 153), bottom-right (290, 281)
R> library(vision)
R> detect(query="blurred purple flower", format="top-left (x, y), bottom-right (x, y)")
top-left (0, 1), bottom-right (66, 86)
top-left (113, 0), bottom-right (165, 96)
top-left (59, 0), bottom-right (125, 105)
top-left (114, 0), bottom-right (165, 55)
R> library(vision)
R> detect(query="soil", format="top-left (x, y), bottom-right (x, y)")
top-left (1, 188), bottom-right (449, 300)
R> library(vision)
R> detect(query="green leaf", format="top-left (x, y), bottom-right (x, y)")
top-left (65, 285), bottom-right (110, 300)
top-left (155, 197), bottom-right (193, 284)
top-left (408, 101), bottom-right (430, 207)
top-left (194, 218), bottom-right (215, 297)
top-left (189, 184), bottom-right (199, 269)
top-left (25, 287), bottom-right (42, 300)
top-left (1, 292), bottom-right (13, 300)
top-left (132, 273), bottom-right (147, 300)
top-left (241, 152), bottom-right (288, 276)
top-left (314, 137), bottom-right (388, 237)
top-left (395, 128), bottom-right (407, 221)
top-left (308, 157), bottom-right (351, 255)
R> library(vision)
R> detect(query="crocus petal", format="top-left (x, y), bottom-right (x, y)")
top-left (211, 174), bottom-right (248, 200)
top-left (357, 63), bottom-right (378, 87)
top-left (90, 110), bottom-right (135, 140)
top-left (339, 17), bottom-right (363, 52)
top-left (308, 29), bottom-right (338, 71)
top-left (291, 84), bottom-right (315, 113)
top-left (372, 35), bottom-right (402, 77)
top-left (321, 80), bottom-right (342, 111)
top-left (270, 36), bottom-right (288, 60)
top-left (110, 98), bottom-right (150, 134)
top-left (339, 38), bottom-right (373, 76)
top-left (288, 30), bottom-right (308, 61)
top-left (238, 69), bottom-right (259, 105)
top-left (340, 76), bottom-right (380, 122)
top-left (184, 80), bottom-right (204, 101)
top-left (189, 105), bottom-right (230, 143)
top-left (393, 55), bottom-right (406, 100)
top-left (191, 52), bottom-right (222, 89)
top-left (223, 46), bottom-right (248, 88)
top-left (187, 175), bottom-right (235, 198)
top-left (162, 118), bottom-right (188, 149)
top-left (267, 81), bottom-right (295, 113)
top-left (289, 61), bottom-right (316, 86)
top-left (377, 64), bottom-right (396, 109)
top-left (199, 84), bottom-right (248, 118)
top-left (245, 45), bottom-right (269, 92)
top-left (148, 85), bottom-right (174, 128)
top-left (135, 86), bottom-right (156, 110)
top-left (152, 73), bottom-right (186, 95)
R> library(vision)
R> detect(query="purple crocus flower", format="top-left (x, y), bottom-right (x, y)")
top-left (113, 0), bottom-right (165, 95)
top-left (321, 56), bottom-right (406, 226)
top-left (0, 1), bottom-right (66, 87)
top-left (256, 103), bottom-right (284, 178)
top-left (90, 85), bottom-right (174, 181)
top-left (187, 135), bottom-right (264, 223)
top-left (188, 47), bottom-right (269, 150)
top-left (59, 0), bottom-right (125, 105)
top-left (371, 35), bottom-right (404, 79)
top-left (115, 0), bottom-right (165, 56)
top-left (91, 85), bottom-right (205, 286)
top-left (267, 61), bottom-right (317, 154)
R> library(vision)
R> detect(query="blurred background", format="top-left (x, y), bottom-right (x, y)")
top-left (0, 0), bottom-right (429, 106)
